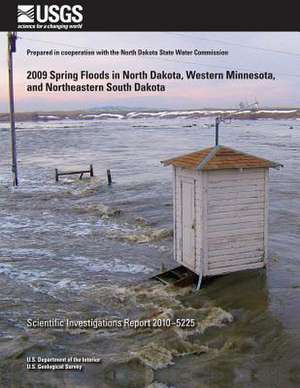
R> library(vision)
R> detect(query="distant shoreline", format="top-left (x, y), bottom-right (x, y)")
top-left (0, 108), bottom-right (299, 122)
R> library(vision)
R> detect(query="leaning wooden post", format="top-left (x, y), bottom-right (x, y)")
top-left (107, 169), bottom-right (112, 185)
top-left (90, 164), bottom-right (94, 177)
top-left (7, 32), bottom-right (18, 186)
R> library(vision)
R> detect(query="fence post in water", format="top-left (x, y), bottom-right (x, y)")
top-left (90, 164), bottom-right (94, 177)
top-left (107, 169), bottom-right (112, 185)
top-left (55, 168), bottom-right (59, 182)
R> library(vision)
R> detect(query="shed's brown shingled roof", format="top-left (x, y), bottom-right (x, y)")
top-left (161, 146), bottom-right (283, 171)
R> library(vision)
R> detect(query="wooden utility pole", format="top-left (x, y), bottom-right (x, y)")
top-left (7, 32), bottom-right (18, 186)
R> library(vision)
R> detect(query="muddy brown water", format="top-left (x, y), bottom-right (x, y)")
top-left (0, 117), bottom-right (299, 387)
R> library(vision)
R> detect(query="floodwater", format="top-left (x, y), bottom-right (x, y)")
top-left (0, 116), bottom-right (299, 387)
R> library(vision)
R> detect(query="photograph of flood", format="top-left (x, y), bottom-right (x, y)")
top-left (0, 31), bottom-right (299, 387)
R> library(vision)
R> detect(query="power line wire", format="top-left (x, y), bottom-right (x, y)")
top-left (18, 36), bottom-right (92, 50)
top-left (165, 32), bottom-right (300, 57)
top-left (18, 36), bottom-right (300, 79)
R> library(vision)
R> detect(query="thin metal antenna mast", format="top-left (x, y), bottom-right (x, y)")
top-left (214, 101), bottom-right (259, 146)
top-left (7, 31), bottom-right (18, 186)
top-left (215, 116), bottom-right (221, 146)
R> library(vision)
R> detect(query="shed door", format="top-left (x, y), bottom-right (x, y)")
top-left (180, 177), bottom-right (196, 270)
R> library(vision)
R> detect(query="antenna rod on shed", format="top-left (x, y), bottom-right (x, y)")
top-left (213, 101), bottom-right (259, 147)
top-left (215, 116), bottom-right (221, 146)
top-left (7, 31), bottom-right (18, 186)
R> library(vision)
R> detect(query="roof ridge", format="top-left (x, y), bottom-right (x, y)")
top-left (196, 145), bottom-right (222, 171)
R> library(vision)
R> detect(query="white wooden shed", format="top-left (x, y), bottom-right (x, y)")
top-left (161, 145), bottom-right (282, 285)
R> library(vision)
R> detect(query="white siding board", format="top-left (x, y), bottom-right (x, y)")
top-left (208, 203), bottom-right (264, 213)
top-left (208, 227), bottom-right (264, 239)
top-left (208, 209), bottom-right (265, 221)
top-left (209, 250), bottom-right (264, 264)
top-left (209, 242), bottom-right (264, 256)
top-left (208, 178), bottom-right (265, 187)
top-left (208, 190), bottom-right (264, 201)
top-left (208, 180), bottom-right (265, 191)
top-left (208, 173), bottom-right (265, 182)
top-left (208, 256), bottom-right (263, 270)
top-left (208, 221), bottom-right (264, 234)
top-left (208, 203), bottom-right (264, 215)
top-left (208, 179), bottom-right (265, 189)
top-left (208, 190), bottom-right (265, 199)
top-left (206, 261), bottom-right (265, 276)
top-left (208, 214), bottom-right (264, 226)
top-left (208, 235), bottom-right (263, 248)
top-left (208, 197), bottom-right (265, 208)
top-left (209, 242), bottom-right (263, 257)
top-left (208, 168), bottom-right (265, 181)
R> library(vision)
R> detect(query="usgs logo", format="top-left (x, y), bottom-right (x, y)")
top-left (17, 4), bottom-right (83, 24)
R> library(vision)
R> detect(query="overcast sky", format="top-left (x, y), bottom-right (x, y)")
top-left (0, 31), bottom-right (299, 112)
